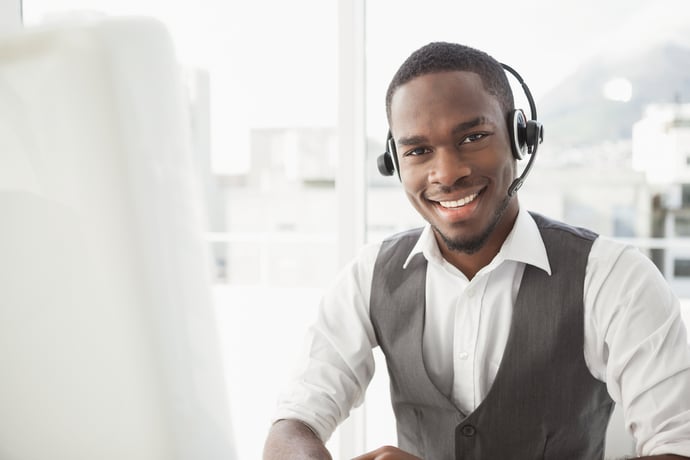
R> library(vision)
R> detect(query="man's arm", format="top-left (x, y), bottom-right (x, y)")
top-left (263, 419), bottom-right (332, 460)
top-left (585, 241), bottom-right (690, 457)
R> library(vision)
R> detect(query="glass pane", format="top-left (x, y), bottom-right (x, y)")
top-left (365, 0), bottom-right (690, 242)
top-left (674, 258), bottom-right (690, 277)
top-left (364, 0), bottom-right (690, 455)
top-left (22, 2), bottom-right (339, 459)
top-left (676, 215), bottom-right (690, 236)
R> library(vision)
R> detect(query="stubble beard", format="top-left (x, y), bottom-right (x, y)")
top-left (433, 193), bottom-right (512, 255)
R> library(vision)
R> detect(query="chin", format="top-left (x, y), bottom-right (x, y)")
top-left (435, 228), bottom-right (490, 255)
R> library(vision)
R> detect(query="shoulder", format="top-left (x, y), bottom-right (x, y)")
top-left (585, 235), bottom-right (677, 333)
top-left (335, 227), bottom-right (426, 289)
top-left (381, 227), bottom-right (424, 245)
top-left (588, 236), bottom-right (662, 283)
top-left (376, 227), bottom-right (425, 268)
top-left (335, 239), bottom-right (382, 283)
top-left (529, 211), bottom-right (598, 243)
top-left (329, 230), bottom-right (416, 291)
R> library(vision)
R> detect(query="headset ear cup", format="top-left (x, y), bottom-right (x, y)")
top-left (377, 151), bottom-right (395, 176)
top-left (525, 120), bottom-right (544, 152)
top-left (509, 110), bottom-right (528, 160)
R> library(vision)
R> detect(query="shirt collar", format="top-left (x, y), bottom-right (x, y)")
top-left (402, 207), bottom-right (552, 275)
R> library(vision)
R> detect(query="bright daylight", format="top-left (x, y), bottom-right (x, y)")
top-left (2, 0), bottom-right (690, 459)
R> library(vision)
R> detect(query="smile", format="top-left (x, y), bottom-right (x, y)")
top-left (438, 192), bottom-right (479, 208)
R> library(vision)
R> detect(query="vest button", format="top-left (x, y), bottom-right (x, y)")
top-left (461, 424), bottom-right (476, 437)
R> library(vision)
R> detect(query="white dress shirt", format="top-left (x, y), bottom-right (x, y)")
top-left (274, 208), bottom-right (690, 457)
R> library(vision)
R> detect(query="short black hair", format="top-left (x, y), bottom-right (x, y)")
top-left (385, 42), bottom-right (514, 123)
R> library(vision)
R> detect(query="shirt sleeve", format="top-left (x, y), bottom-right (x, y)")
top-left (584, 237), bottom-right (690, 457)
top-left (271, 242), bottom-right (380, 442)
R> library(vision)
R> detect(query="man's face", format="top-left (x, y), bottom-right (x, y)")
top-left (389, 70), bottom-right (519, 257)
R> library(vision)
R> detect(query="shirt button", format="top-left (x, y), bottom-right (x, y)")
top-left (466, 287), bottom-right (475, 298)
top-left (461, 424), bottom-right (476, 437)
top-left (458, 351), bottom-right (469, 360)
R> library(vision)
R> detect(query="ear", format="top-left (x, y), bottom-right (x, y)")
top-left (507, 109), bottom-right (528, 160)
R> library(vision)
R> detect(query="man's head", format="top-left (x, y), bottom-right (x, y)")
top-left (385, 42), bottom-right (515, 124)
top-left (386, 42), bottom-right (521, 267)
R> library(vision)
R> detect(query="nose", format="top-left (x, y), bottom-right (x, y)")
top-left (428, 148), bottom-right (471, 186)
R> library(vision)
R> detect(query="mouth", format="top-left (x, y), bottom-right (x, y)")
top-left (435, 190), bottom-right (481, 208)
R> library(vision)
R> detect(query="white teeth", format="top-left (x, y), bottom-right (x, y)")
top-left (439, 192), bottom-right (479, 208)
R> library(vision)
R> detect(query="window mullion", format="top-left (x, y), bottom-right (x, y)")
top-left (335, 0), bottom-right (367, 456)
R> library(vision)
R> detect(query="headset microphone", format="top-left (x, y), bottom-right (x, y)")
top-left (377, 63), bottom-right (544, 197)
top-left (501, 63), bottom-right (544, 196)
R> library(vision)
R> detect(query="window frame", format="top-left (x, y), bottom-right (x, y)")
top-left (334, 0), bottom-right (368, 456)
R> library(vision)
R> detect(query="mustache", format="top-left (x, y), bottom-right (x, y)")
top-left (427, 181), bottom-right (487, 195)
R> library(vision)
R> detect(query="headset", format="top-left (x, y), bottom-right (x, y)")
top-left (376, 63), bottom-right (544, 196)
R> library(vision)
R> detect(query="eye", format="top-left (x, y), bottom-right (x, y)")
top-left (403, 146), bottom-right (430, 157)
top-left (460, 132), bottom-right (489, 144)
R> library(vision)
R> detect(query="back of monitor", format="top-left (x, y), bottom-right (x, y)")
top-left (0, 16), bottom-right (235, 460)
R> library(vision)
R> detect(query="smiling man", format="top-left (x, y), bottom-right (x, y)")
top-left (263, 42), bottom-right (690, 459)
top-left (391, 69), bottom-right (517, 279)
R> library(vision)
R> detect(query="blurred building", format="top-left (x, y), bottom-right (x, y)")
top-left (212, 102), bottom-right (690, 296)
top-left (218, 127), bottom-right (339, 287)
top-left (633, 102), bottom-right (690, 295)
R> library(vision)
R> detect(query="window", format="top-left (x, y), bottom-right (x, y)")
top-left (676, 215), bottom-right (690, 236)
top-left (613, 205), bottom-right (637, 237)
top-left (21, 1), bottom-right (342, 459)
top-left (12, 0), bottom-right (690, 458)
top-left (682, 183), bottom-right (690, 208)
top-left (674, 258), bottom-right (690, 277)
top-left (363, 0), bottom-right (690, 457)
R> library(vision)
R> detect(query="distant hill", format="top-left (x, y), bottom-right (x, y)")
top-left (539, 42), bottom-right (690, 149)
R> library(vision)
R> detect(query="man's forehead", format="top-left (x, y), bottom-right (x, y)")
top-left (394, 70), bottom-right (484, 94)
top-left (391, 71), bottom-right (490, 108)
top-left (390, 71), bottom-right (501, 124)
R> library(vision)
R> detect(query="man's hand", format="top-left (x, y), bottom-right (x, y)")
top-left (351, 445), bottom-right (422, 460)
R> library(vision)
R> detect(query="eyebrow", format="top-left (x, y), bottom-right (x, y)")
top-left (452, 116), bottom-right (491, 135)
top-left (396, 116), bottom-right (491, 146)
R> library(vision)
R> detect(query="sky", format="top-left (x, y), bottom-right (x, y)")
top-left (364, 0), bottom-right (690, 134)
top-left (20, 0), bottom-right (690, 172)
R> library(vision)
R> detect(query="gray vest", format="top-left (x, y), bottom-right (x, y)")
top-left (369, 213), bottom-right (614, 460)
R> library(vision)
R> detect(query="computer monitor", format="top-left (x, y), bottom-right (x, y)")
top-left (0, 16), bottom-right (235, 460)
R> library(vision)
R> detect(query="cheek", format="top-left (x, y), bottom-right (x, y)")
top-left (507, 160), bottom-right (517, 178)
top-left (474, 155), bottom-right (515, 184)
top-left (401, 174), bottom-right (428, 210)
top-left (491, 153), bottom-right (517, 179)
top-left (399, 166), bottom-right (422, 191)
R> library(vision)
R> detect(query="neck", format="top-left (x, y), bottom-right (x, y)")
top-left (439, 203), bottom-right (519, 280)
